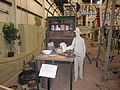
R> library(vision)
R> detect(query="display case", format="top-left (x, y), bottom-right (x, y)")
top-left (46, 16), bottom-right (75, 47)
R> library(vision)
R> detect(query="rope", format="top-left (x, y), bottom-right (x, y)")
top-left (0, 38), bottom-right (45, 65)
top-left (0, 47), bottom-right (38, 64)
top-left (0, 85), bottom-right (13, 90)
top-left (0, 40), bottom-right (45, 64)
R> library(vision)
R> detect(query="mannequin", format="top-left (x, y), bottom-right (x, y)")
top-left (67, 27), bottom-right (86, 81)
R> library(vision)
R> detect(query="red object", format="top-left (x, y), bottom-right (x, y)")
top-left (96, 8), bottom-right (100, 27)
top-left (58, 53), bottom-right (68, 56)
top-left (118, 73), bottom-right (120, 78)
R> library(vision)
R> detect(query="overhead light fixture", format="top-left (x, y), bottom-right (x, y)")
top-left (97, 1), bottom-right (100, 4)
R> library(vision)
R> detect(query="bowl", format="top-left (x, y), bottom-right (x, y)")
top-left (42, 50), bottom-right (53, 55)
top-left (55, 48), bottom-right (63, 53)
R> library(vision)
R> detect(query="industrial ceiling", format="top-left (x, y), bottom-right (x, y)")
top-left (54, 0), bottom-right (105, 15)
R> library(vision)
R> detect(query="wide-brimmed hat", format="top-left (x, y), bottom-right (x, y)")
top-left (74, 27), bottom-right (81, 34)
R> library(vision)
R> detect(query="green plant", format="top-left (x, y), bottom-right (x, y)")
top-left (2, 22), bottom-right (20, 52)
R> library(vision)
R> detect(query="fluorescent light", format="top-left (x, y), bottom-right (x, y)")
top-left (97, 1), bottom-right (100, 4)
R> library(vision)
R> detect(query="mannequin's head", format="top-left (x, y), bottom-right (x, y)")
top-left (74, 27), bottom-right (81, 37)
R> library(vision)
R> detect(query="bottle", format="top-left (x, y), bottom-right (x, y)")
top-left (56, 25), bottom-right (59, 31)
top-left (51, 25), bottom-right (55, 31)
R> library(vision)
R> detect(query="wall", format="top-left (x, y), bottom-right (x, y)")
top-left (0, 22), bottom-right (9, 57)
top-left (0, 0), bottom-right (60, 57)
top-left (18, 24), bottom-right (45, 53)
top-left (0, 0), bottom-right (60, 84)
top-left (0, 24), bottom-right (45, 84)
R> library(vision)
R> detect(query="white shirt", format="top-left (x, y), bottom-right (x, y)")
top-left (67, 34), bottom-right (86, 58)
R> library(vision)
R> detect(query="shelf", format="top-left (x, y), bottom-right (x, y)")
top-left (47, 16), bottom-right (75, 47)
top-left (48, 31), bottom-right (74, 39)
top-left (49, 24), bottom-right (74, 31)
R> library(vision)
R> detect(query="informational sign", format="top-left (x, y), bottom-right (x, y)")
top-left (39, 64), bottom-right (58, 78)
top-left (79, 3), bottom-right (99, 15)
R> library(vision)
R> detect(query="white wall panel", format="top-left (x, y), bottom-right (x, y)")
top-left (28, 14), bottom-right (36, 25)
top-left (49, 8), bottom-right (53, 15)
top-left (0, 0), bottom-right (60, 24)
top-left (0, 2), bottom-right (12, 22)
top-left (19, 0), bottom-right (27, 9)
top-left (54, 12), bottom-right (59, 16)
top-left (39, 0), bottom-right (43, 4)
top-left (27, 0), bottom-right (43, 16)
top-left (21, 11), bottom-right (28, 24)
top-left (0, 14), bottom-right (8, 23)
top-left (16, 9), bottom-right (22, 24)
top-left (44, 0), bottom-right (50, 10)
top-left (48, 13), bottom-right (52, 16)
top-left (16, 0), bottom-right (20, 6)
top-left (45, 10), bottom-right (48, 18)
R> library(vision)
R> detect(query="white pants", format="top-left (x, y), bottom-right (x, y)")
top-left (74, 56), bottom-right (84, 80)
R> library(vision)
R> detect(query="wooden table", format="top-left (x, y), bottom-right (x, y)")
top-left (35, 54), bottom-right (74, 90)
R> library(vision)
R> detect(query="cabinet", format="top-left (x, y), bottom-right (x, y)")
top-left (46, 16), bottom-right (75, 47)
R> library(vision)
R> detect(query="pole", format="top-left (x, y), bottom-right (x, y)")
top-left (100, 0), bottom-right (103, 27)
top-left (48, 78), bottom-right (50, 90)
top-left (104, 0), bottom-right (116, 74)
top-left (70, 61), bottom-right (73, 90)
top-left (96, 0), bottom-right (109, 67)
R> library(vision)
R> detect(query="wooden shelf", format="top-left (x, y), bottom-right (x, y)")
top-left (47, 16), bottom-right (75, 47)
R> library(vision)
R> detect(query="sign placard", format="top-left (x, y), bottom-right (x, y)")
top-left (79, 3), bottom-right (99, 15)
top-left (39, 64), bottom-right (58, 78)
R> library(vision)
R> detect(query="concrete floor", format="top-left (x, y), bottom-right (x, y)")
top-left (3, 39), bottom-right (120, 90)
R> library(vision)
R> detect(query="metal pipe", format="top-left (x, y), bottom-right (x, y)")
top-left (104, 0), bottom-right (116, 73)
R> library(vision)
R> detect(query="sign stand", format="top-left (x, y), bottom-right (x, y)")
top-left (39, 64), bottom-right (58, 90)
top-left (48, 78), bottom-right (50, 90)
